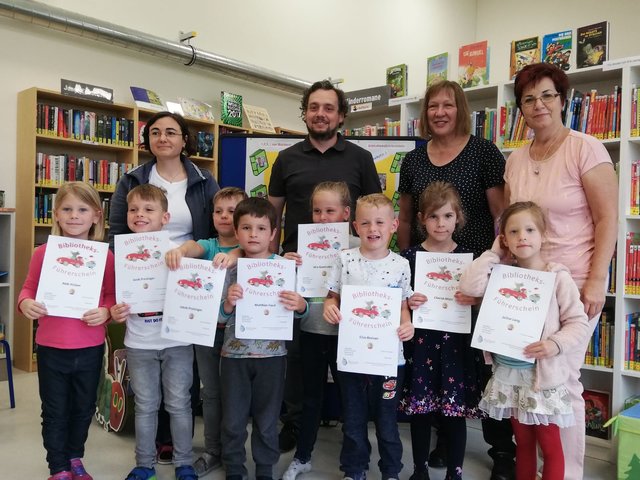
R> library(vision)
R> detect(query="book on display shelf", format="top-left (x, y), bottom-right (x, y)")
top-left (196, 131), bottom-right (214, 158)
top-left (221, 91), bottom-right (243, 127)
top-left (583, 389), bottom-right (611, 439)
top-left (386, 64), bottom-right (408, 98)
top-left (130, 86), bottom-right (165, 111)
top-left (541, 30), bottom-right (572, 71)
top-left (458, 40), bottom-right (489, 88)
top-left (178, 97), bottom-right (215, 121)
top-left (509, 36), bottom-right (540, 79)
top-left (576, 21), bottom-right (609, 68)
top-left (427, 53), bottom-right (448, 87)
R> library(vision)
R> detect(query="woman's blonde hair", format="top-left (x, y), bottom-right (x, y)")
top-left (52, 182), bottom-right (104, 240)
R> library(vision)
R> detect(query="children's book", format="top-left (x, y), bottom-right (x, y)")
top-left (386, 64), bottom-right (408, 98)
top-left (220, 91), bottom-right (243, 127)
top-left (197, 131), bottom-right (214, 158)
top-left (178, 97), bottom-right (215, 121)
top-left (577, 21), bottom-right (609, 68)
top-left (458, 40), bottom-right (489, 88)
top-left (583, 389), bottom-right (611, 439)
top-left (129, 86), bottom-right (165, 111)
top-left (427, 52), bottom-right (448, 87)
top-left (510, 36), bottom-right (540, 79)
top-left (542, 30), bottom-right (572, 71)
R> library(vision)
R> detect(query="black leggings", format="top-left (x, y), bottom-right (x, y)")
top-left (410, 413), bottom-right (467, 479)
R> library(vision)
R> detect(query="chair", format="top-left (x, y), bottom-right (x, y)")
top-left (0, 337), bottom-right (15, 408)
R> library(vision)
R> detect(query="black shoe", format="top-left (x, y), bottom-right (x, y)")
top-left (279, 423), bottom-right (299, 453)
top-left (408, 471), bottom-right (430, 480)
top-left (490, 453), bottom-right (515, 480)
top-left (428, 444), bottom-right (447, 469)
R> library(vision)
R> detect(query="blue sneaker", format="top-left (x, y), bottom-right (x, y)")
top-left (125, 466), bottom-right (157, 480)
top-left (175, 465), bottom-right (198, 480)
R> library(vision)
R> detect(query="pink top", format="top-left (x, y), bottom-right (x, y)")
top-left (18, 243), bottom-right (116, 349)
top-left (505, 130), bottom-right (612, 287)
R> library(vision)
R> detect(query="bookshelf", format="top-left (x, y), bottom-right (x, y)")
top-left (0, 211), bottom-right (15, 365)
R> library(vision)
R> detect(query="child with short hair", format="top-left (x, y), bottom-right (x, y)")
top-left (401, 181), bottom-right (484, 480)
top-left (282, 181), bottom-right (360, 480)
top-left (324, 193), bottom-right (415, 480)
top-left (110, 184), bottom-right (198, 480)
top-left (219, 197), bottom-right (308, 480)
top-left (165, 186), bottom-right (248, 477)
top-left (459, 201), bottom-right (590, 480)
top-left (18, 181), bottom-right (115, 480)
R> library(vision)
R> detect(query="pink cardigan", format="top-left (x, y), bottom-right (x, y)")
top-left (18, 243), bottom-right (116, 349)
top-left (459, 249), bottom-right (590, 390)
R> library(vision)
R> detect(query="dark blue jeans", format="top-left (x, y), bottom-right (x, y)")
top-left (338, 367), bottom-right (404, 479)
top-left (294, 331), bottom-right (339, 463)
top-left (37, 344), bottom-right (104, 475)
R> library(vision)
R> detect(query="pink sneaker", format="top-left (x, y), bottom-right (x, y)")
top-left (48, 472), bottom-right (72, 480)
top-left (69, 458), bottom-right (93, 480)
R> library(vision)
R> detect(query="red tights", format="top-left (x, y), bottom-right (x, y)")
top-left (510, 419), bottom-right (564, 480)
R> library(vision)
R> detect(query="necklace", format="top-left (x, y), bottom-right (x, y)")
top-left (157, 165), bottom-right (185, 183)
top-left (530, 128), bottom-right (566, 175)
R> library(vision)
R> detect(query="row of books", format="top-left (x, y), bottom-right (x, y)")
top-left (563, 87), bottom-right (621, 139)
top-left (629, 160), bottom-right (640, 215)
top-left (624, 232), bottom-right (640, 294)
top-left (343, 119), bottom-right (402, 137)
top-left (406, 118), bottom-right (420, 137)
top-left (608, 253), bottom-right (617, 295)
top-left (36, 103), bottom-right (135, 147)
top-left (625, 311), bottom-right (640, 370)
top-left (501, 102), bottom-right (533, 148)
top-left (584, 310), bottom-right (614, 368)
top-left (35, 191), bottom-right (110, 225)
top-left (632, 85), bottom-right (640, 137)
top-left (35, 152), bottom-right (133, 191)
top-left (471, 109), bottom-right (498, 144)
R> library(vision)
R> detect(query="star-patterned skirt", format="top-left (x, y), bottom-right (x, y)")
top-left (400, 329), bottom-right (485, 418)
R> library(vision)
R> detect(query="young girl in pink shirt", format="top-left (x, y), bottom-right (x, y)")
top-left (18, 182), bottom-right (115, 480)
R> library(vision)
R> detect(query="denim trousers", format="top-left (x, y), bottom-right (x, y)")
top-left (37, 344), bottom-right (104, 475)
top-left (294, 331), bottom-right (339, 463)
top-left (338, 367), bottom-right (405, 479)
top-left (194, 327), bottom-right (224, 456)
top-left (126, 345), bottom-right (194, 468)
top-left (221, 356), bottom-right (286, 478)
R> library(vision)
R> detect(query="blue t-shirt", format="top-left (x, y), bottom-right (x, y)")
top-left (197, 237), bottom-right (238, 260)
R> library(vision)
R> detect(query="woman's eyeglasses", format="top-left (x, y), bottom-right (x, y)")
top-left (521, 92), bottom-right (560, 108)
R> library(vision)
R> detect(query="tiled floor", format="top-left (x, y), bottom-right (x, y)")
top-left (0, 370), bottom-right (615, 479)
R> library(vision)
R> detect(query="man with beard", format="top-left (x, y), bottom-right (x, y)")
top-left (268, 79), bottom-right (381, 453)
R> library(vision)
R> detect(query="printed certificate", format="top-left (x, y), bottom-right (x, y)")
top-left (471, 264), bottom-right (556, 363)
top-left (337, 285), bottom-right (401, 376)
top-left (236, 258), bottom-right (296, 340)
top-left (36, 235), bottom-right (109, 318)
top-left (114, 231), bottom-right (171, 313)
top-left (161, 258), bottom-right (226, 346)
top-left (296, 222), bottom-right (349, 297)
top-left (413, 251), bottom-right (473, 332)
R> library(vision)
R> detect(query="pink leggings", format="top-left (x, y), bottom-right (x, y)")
top-left (510, 419), bottom-right (564, 480)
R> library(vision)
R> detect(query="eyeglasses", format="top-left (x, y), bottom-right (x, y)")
top-left (149, 129), bottom-right (183, 139)
top-left (521, 92), bottom-right (561, 108)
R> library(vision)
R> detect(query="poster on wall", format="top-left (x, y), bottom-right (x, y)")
top-left (244, 137), bottom-right (302, 198)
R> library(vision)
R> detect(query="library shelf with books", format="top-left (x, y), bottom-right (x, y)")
top-left (0, 210), bottom-right (15, 364)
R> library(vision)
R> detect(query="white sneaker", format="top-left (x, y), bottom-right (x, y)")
top-left (283, 458), bottom-right (312, 480)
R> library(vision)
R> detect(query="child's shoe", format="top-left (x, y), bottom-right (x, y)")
top-left (49, 472), bottom-right (73, 480)
top-left (409, 471), bottom-right (430, 480)
top-left (69, 459), bottom-right (92, 480)
top-left (175, 465), bottom-right (198, 480)
top-left (343, 474), bottom-right (366, 480)
top-left (283, 458), bottom-right (312, 480)
top-left (125, 466), bottom-right (157, 480)
top-left (193, 452), bottom-right (222, 476)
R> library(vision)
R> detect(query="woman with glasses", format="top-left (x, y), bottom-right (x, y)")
top-left (397, 80), bottom-right (508, 480)
top-left (506, 62), bottom-right (617, 480)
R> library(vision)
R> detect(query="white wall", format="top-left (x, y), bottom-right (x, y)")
top-left (476, 0), bottom-right (640, 84)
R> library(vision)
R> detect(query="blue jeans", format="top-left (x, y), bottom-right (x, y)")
top-left (127, 345), bottom-right (194, 468)
top-left (338, 367), bottom-right (405, 479)
top-left (294, 331), bottom-right (339, 463)
top-left (37, 344), bottom-right (104, 475)
top-left (194, 327), bottom-right (224, 456)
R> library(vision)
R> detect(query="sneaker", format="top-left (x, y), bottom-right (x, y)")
top-left (156, 444), bottom-right (173, 465)
top-left (409, 472), bottom-right (430, 480)
top-left (283, 458), bottom-right (312, 480)
top-left (69, 459), bottom-right (93, 480)
top-left (49, 472), bottom-right (73, 480)
top-left (125, 467), bottom-right (157, 480)
top-left (175, 465), bottom-right (198, 480)
top-left (343, 474), bottom-right (366, 480)
top-left (193, 452), bottom-right (222, 477)
top-left (278, 423), bottom-right (299, 453)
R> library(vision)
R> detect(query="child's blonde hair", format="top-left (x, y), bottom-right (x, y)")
top-left (214, 187), bottom-right (248, 206)
top-left (127, 184), bottom-right (168, 212)
top-left (356, 193), bottom-right (394, 213)
top-left (52, 182), bottom-right (104, 240)
top-left (311, 181), bottom-right (351, 208)
top-left (499, 201), bottom-right (547, 237)
top-left (419, 181), bottom-right (466, 231)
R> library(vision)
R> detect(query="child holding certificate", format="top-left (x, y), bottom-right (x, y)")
top-left (219, 198), bottom-right (308, 480)
top-left (400, 181), bottom-right (484, 480)
top-left (110, 184), bottom-right (198, 480)
top-left (324, 193), bottom-right (414, 480)
top-left (165, 186), bottom-right (247, 477)
top-left (282, 181), bottom-right (360, 480)
top-left (18, 182), bottom-right (115, 480)
top-left (459, 202), bottom-right (590, 480)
